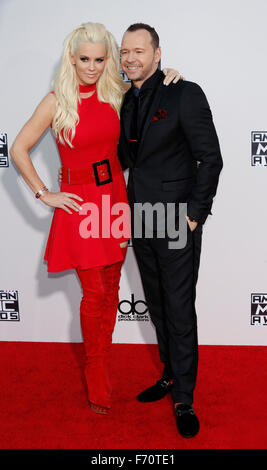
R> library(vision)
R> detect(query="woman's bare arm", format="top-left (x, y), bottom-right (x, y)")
top-left (121, 68), bottom-right (184, 94)
top-left (10, 93), bottom-right (56, 194)
top-left (162, 68), bottom-right (184, 85)
top-left (10, 93), bottom-right (83, 213)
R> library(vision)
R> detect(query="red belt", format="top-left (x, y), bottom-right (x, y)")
top-left (61, 157), bottom-right (121, 186)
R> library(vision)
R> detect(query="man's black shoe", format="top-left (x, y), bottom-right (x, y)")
top-left (175, 403), bottom-right (200, 438)
top-left (137, 379), bottom-right (173, 402)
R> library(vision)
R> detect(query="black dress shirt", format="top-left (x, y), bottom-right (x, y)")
top-left (130, 68), bottom-right (163, 148)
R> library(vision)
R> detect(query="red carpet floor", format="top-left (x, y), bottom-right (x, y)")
top-left (0, 342), bottom-right (266, 450)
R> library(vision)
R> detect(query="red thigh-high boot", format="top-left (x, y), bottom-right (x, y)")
top-left (101, 246), bottom-right (128, 357)
top-left (76, 265), bottom-right (111, 414)
top-left (76, 247), bottom-right (127, 414)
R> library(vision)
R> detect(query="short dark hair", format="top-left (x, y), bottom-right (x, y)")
top-left (125, 23), bottom-right (160, 50)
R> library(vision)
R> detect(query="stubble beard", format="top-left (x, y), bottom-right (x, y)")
top-left (128, 65), bottom-right (157, 87)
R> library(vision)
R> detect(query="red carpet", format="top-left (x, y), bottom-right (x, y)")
top-left (0, 342), bottom-right (266, 450)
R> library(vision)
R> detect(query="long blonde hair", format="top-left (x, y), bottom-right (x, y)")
top-left (52, 22), bottom-right (124, 147)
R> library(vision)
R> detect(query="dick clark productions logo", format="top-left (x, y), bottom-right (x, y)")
top-left (251, 132), bottom-right (267, 166)
top-left (0, 290), bottom-right (20, 321)
top-left (118, 294), bottom-right (149, 322)
top-left (251, 293), bottom-right (267, 326)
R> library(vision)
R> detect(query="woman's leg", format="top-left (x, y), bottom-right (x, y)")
top-left (101, 245), bottom-right (128, 356)
top-left (76, 245), bottom-right (127, 413)
top-left (76, 265), bottom-right (111, 412)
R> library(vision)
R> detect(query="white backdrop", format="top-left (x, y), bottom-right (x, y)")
top-left (1, 0), bottom-right (266, 345)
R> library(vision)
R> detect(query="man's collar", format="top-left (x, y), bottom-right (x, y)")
top-left (131, 68), bottom-right (163, 96)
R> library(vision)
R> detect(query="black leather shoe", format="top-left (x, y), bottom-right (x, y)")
top-left (175, 404), bottom-right (200, 438)
top-left (137, 379), bottom-right (173, 402)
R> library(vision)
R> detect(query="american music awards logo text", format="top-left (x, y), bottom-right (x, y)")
top-left (251, 132), bottom-right (267, 166)
top-left (0, 290), bottom-right (20, 321)
top-left (251, 293), bottom-right (267, 326)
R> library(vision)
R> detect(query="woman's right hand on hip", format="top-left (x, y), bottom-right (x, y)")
top-left (40, 191), bottom-right (84, 214)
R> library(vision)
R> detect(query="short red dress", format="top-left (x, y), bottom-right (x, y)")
top-left (43, 84), bottom-right (130, 272)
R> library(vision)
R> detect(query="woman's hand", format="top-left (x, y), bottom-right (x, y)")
top-left (40, 190), bottom-right (83, 214)
top-left (162, 68), bottom-right (185, 85)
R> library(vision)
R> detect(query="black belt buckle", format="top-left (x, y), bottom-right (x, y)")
top-left (92, 158), bottom-right (112, 186)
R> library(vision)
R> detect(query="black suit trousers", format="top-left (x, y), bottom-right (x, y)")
top-left (132, 221), bottom-right (203, 405)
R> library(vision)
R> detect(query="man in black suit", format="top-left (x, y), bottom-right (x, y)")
top-left (119, 23), bottom-right (223, 438)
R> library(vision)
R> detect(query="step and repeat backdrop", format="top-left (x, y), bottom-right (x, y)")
top-left (0, 0), bottom-right (266, 345)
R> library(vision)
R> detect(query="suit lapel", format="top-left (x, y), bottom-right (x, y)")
top-left (137, 82), bottom-right (164, 156)
top-left (121, 91), bottom-right (135, 142)
top-left (120, 91), bottom-right (136, 166)
top-left (120, 72), bottom-right (164, 163)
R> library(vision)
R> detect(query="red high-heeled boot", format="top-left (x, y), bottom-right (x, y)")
top-left (101, 249), bottom-right (127, 356)
top-left (77, 266), bottom-right (111, 413)
top-left (76, 246), bottom-right (127, 414)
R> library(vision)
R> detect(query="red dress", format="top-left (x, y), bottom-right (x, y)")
top-left (44, 84), bottom-right (130, 272)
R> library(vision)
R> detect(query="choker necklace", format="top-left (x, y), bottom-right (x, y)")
top-left (79, 82), bottom-right (97, 93)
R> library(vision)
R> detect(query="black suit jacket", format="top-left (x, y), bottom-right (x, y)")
top-left (118, 71), bottom-right (223, 225)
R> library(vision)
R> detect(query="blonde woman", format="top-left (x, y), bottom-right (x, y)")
top-left (10, 22), bottom-right (181, 414)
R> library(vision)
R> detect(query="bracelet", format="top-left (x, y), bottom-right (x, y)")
top-left (35, 186), bottom-right (48, 199)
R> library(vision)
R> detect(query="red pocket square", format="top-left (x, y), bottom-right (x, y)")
top-left (151, 109), bottom-right (168, 122)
